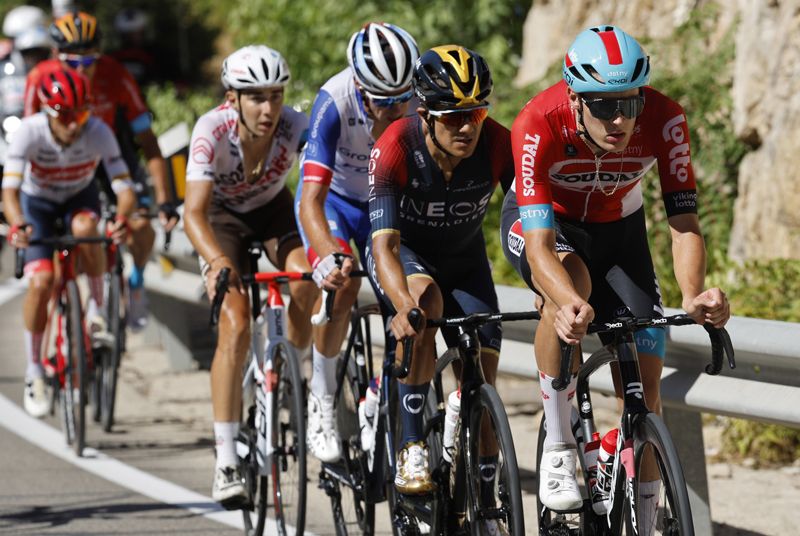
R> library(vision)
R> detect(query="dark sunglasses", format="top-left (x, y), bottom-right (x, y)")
top-left (581, 94), bottom-right (645, 121)
top-left (58, 53), bottom-right (99, 69)
top-left (44, 104), bottom-right (91, 126)
top-left (428, 106), bottom-right (489, 128)
top-left (365, 88), bottom-right (414, 108)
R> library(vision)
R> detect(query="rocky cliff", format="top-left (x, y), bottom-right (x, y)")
top-left (516, 0), bottom-right (800, 260)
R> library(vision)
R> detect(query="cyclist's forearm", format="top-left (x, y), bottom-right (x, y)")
top-left (137, 129), bottom-right (171, 204)
top-left (1, 188), bottom-right (24, 225)
top-left (116, 187), bottom-right (137, 218)
top-left (528, 246), bottom-right (582, 307)
top-left (373, 235), bottom-right (415, 311)
top-left (300, 190), bottom-right (340, 258)
top-left (671, 229), bottom-right (706, 305)
top-left (185, 211), bottom-right (225, 265)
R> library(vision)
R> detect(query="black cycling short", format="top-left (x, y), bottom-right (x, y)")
top-left (500, 188), bottom-right (664, 345)
top-left (365, 238), bottom-right (502, 355)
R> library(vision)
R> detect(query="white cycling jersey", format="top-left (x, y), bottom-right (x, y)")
top-left (2, 113), bottom-right (131, 202)
top-left (186, 101), bottom-right (308, 213)
top-left (302, 68), bottom-right (417, 203)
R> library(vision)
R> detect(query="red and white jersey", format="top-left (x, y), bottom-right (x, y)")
top-left (2, 113), bottom-right (131, 202)
top-left (186, 102), bottom-right (308, 213)
top-left (511, 81), bottom-right (697, 228)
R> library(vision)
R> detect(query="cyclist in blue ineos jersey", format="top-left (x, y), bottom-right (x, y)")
top-left (296, 22), bottom-right (419, 463)
top-left (369, 46), bottom-right (513, 500)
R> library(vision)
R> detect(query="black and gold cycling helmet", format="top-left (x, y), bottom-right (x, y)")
top-left (50, 11), bottom-right (100, 52)
top-left (413, 45), bottom-right (493, 111)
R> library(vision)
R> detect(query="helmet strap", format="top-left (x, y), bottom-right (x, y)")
top-left (425, 113), bottom-right (457, 158)
top-left (575, 104), bottom-right (604, 154)
top-left (236, 91), bottom-right (262, 139)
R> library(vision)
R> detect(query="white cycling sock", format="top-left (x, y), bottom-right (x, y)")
top-left (88, 275), bottom-right (104, 307)
top-left (310, 345), bottom-right (338, 397)
top-left (214, 421), bottom-right (240, 468)
top-left (540, 372), bottom-right (577, 450)
top-left (24, 330), bottom-right (44, 379)
top-left (638, 480), bottom-right (660, 536)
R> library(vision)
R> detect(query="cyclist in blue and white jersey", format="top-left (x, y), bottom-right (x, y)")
top-left (296, 22), bottom-right (419, 463)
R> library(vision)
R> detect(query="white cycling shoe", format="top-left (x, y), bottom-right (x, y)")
top-left (212, 464), bottom-right (248, 506)
top-left (539, 442), bottom-right (583, 511)
top-left (307, 392), bottom-right (341, 463)
top-left (24, 377), bottom-right (51, 418)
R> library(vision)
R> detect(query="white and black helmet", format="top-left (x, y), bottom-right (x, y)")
top-left (347, 22), bottom-right (418, 95)
top-left (3, 5), bottom-right (46, 38)
top-left (221, 45), bottom-right (291, 90)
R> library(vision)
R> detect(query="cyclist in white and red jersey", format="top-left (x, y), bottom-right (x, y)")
top-left (2, 68), bottom-right (134, 418)
top-left (296, 22), bottom-right (419, 463)
top-left (183, 45), bottom-right (316, 506)
top-left (500, 26), bottom-right (730, 526)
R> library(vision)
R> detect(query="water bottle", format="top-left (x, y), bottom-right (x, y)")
top-left (358, 378), bottom-right (380, 450)
top-left (583, 432), bottom-right (603, 513)
top-left (593, 428), bottom-right (619, 514)
top-left (442, 390), bottom-right (461, 464)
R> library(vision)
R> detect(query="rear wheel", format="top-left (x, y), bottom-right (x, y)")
top-left (101, 273), bottom-right (123, 432)
top-left (463, 384), bottom-right (524, 535)
top-left (271, 343), bottom-right (307, 535)
top-left (64, 281), bottom-right (87, 456)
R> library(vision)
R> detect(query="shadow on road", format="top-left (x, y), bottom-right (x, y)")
top-left (713, 523), bottom-right (769, 536)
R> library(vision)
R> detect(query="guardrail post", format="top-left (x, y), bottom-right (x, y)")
top-left (662, 406), bottom-right (713, 534)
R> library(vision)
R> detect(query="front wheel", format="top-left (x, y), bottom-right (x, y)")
top-left (271, 343), bottom-right (307, 535)
top-left (65, 281), bottom-right (87, 457)
top-left (463, 384), bottom-right (524, 535)
top-left (241, 410), bottom-right (268, 536)
top-left (627, 413), bottom-right (694, 535)
top-left (101, 272), bottom-right (123, 432)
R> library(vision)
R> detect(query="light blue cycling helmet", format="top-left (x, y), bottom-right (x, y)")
top-left (563, 25), bottom-right (649, 93)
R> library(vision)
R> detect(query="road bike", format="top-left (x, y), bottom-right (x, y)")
top-left (15, 233), bottom-right (113, 456)
top-left (389, 311), bottom-right (531, 536)
top-left (210, 242), bottom-right (308, 536)
top-left (537, 314), bottom-right (734, 536)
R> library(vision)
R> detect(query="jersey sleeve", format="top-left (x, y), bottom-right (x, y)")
top-left (1, 118), bottom-right (33, 189)
top-left (185, 113), bottom-right (219, 183)
top-left (94, 121), bottom-right (133, 193)
top-left (649, 93), bottom-right (698, 217)
top-left (511, 102), bottom-right (557, 231)
top-left (114, 60), bottom-right (153, 135)
top-left (302, 89), bottom-right (340, 185)
top-left (484, 118), bottom-right (515, 194)
top-left (368, 122), bottom-right (408, 238)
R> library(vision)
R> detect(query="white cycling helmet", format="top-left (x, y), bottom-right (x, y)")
top-left (221, 45), bottom-right (291, 90)
top-left (14, 25), bottom-right (52, 51)
top-left (347, 22), bottom-right (419, 95)
top-left (114, 8), bottom-right (148, 34)
top-left (3, 5), bottom-right (46, 38)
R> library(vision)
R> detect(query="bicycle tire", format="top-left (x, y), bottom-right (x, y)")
top-left (627, 412), bottom-right (694, 536)
top-left (270, 342), bottom-right (307, 535)
top-left (241, 409), bottom-right (268, 536)
top-left (65, 280), bottom-right (87, 457)
top-left (462, 384), bottom-right (524, 535)
top-left (327, 355), bottom-right (376, 535)
top-left (101, 272), bottom-right (123, 432)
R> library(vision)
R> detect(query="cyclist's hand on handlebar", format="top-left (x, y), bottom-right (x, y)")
top-left (205, 257), bottom-right (244, 302)
top-left (684, 288), bottom-right (730, 328)
top-left (7, 223), bottom-right (31, 248)
top-left (312, 252), bottom-right (354, 290)
top-left (108, 216), bottom-right (129, 243)
top-left (390, 304), bottom-right (425, 340)
top-left (554, 301), bottom-right (594, 345)
top-left (158, 202), bottom-right (180, 232)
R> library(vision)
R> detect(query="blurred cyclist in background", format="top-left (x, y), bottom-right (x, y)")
top-left (24, 11), bottom-right (179, 331)
top-left (109, 7), bottom-right (161, 87)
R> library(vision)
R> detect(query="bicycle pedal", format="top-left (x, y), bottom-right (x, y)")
top-left (219, 495), bottom-right (250, 511)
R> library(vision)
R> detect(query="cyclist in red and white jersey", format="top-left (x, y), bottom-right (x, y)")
top-left (183, 45), bottom-right (316, 506)
top-left (500, 26), bottom-right (730, 526)
top-left (25, 11), bottom-right (178, 331)
top-left (2, 68), bottom-right (135, 418)
top-left (297, 22), bottom-right (419, 463)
